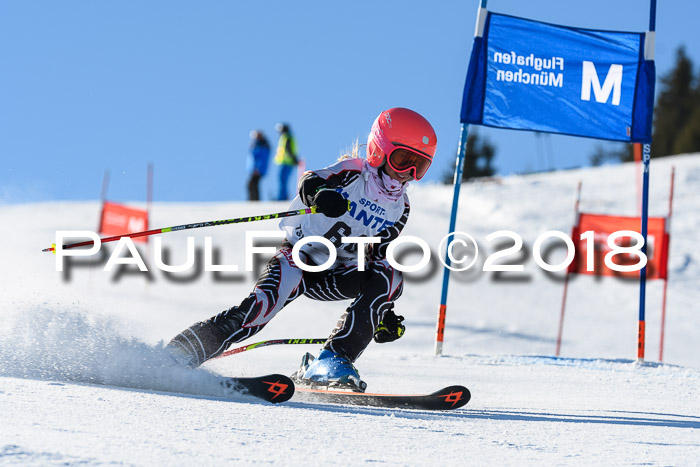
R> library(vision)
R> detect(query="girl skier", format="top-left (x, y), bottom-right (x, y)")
top-left (168, 107), bottom-right (437, 391)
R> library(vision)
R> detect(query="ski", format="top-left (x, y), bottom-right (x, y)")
top-left (220, 374), bottom-right (295, 404)
top-left (293, 385), bottom-right (470, 410)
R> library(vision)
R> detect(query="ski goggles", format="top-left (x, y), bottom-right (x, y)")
top-left (386, 144), bottom-right (433, 181)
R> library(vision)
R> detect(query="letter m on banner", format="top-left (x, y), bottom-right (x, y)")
top-left (581, 61), bottom-right (623, 106)
top-left (461, 12), bottom-right (655, 142)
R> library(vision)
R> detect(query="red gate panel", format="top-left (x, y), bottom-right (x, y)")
top-left (570, 213), bottom-right (667, 279)
top-left (99, 201), bottom-right (149, 243)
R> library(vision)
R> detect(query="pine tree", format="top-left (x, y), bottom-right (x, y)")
top-left (673, 86), bottom-right (700, 154)
top-left (588, 45), bottom-right (700, 164)
top-left (443, 130), bottom-right (496, 183)
top-left (651, 46), bottom-right (700, 157)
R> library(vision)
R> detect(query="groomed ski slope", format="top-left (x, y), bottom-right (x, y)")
top-left (1, 154), bottom-right (699, 465)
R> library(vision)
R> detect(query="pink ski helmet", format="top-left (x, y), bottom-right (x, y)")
top-left (366, 107), bottom-right (437, 180)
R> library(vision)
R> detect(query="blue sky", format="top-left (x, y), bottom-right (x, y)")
top-left (1, 1), bottom-right (696, 203)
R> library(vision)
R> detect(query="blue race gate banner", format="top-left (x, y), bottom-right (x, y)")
top-left (461, 12), bottom-right (655, 142)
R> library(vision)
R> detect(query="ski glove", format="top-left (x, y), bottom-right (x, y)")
top-left (299, 173), bottom-right (327, 206)
top-left (373, 309), bottom-right (405, 343)
top-left (313, 189), bottom-right (349, 218)
top-left (298, 173), bottom-right (347, 217)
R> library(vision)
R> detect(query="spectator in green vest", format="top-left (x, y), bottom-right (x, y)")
top-left (274, 123), bottom-right (299, 200)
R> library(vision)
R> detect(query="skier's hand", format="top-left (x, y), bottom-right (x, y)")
top-left (373, 309), bottom-right (405, 343)
top-left (299, 173), bottom-right (327, 207)
top-left (313, 189), bottom-right (349, 218)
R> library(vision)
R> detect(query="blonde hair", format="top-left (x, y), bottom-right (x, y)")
top-left (338, 139), bottom-right (365, 161)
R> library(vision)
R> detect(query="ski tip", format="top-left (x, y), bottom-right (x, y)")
top-left (223, 374), bottom-right (295, 404)
top-left (256, 374), bottom-right (296, 404)
top-left (431, 385), bottom-right (471, 410)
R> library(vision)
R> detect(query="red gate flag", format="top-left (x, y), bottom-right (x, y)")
top-left (99, 201), bottom-right (149, 243)
top-left (570, 213), bottom-right (668, 279)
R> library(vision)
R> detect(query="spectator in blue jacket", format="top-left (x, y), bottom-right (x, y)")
top-left (247, 130), bottom-right (270, 201)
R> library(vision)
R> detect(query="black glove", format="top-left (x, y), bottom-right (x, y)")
top-left (373, 308), bottom-right (405, 343)
top-left (299, 173), bottom-right (327, 207)
top-left (313, 189), bottom-right (348, 218)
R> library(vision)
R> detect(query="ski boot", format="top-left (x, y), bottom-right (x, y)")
top-left (292, 349), bottom-right (368, 392)
top-left (165, 340), bottom-right (200, 368)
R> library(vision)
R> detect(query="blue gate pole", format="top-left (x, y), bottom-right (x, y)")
top-left (637, 0), bottom-right (657, 363)
top-left (434, 0), bottom-right (488, 356)
top-left (435, 123), bottom-right (470, 356)
top-left (638, 144), bottom-right (651, 362)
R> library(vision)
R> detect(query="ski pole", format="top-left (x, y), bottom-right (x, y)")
top-left (43, 206), bottom-right (318, 253)
top-left (215, 338), bottom-right (327, 359)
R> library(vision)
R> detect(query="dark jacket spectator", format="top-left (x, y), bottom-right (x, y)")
top-left (247, 130), bottom-right (270, 201)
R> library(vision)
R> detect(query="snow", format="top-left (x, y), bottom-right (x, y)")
top-left (1, 154), bottom-right (699, 465)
